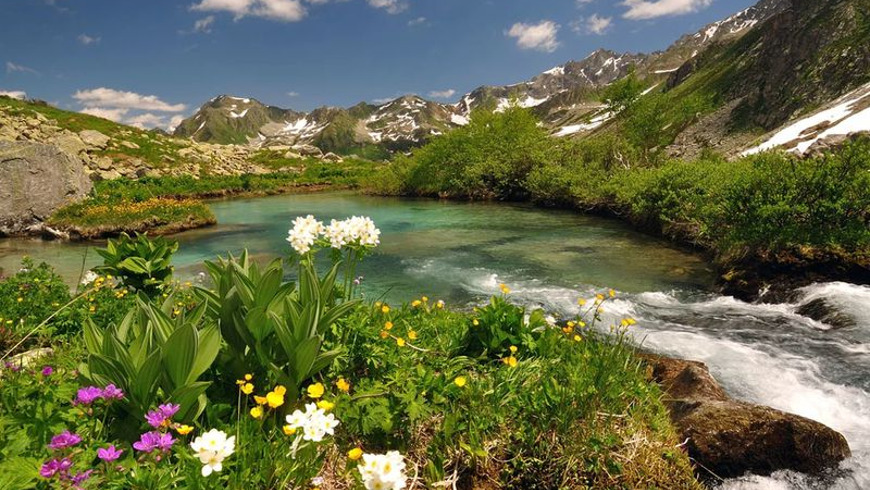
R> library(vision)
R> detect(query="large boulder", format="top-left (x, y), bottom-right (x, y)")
top-left (49, 133), bottom-right (88, 156)
top-left (643, 354), bottom-right (850, 480)
top-left (0, 141), bottom-right (93, 235)
top-left (292, 144), bottom-right (323, 158)
top-left (78, 129), bottom-right (111, 150)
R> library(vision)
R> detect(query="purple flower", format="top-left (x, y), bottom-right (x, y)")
top-left (97, 445), bottom-right (123, 462)
top-left (73, 386), bottom-right (103, 406)
top-left (39, 457), bottom-right (72, 478)
top-left (102, 384), bottom-right (124, 400)
top-left (145, 403), bottom-right (180, 428)
top-left (4, 361), bottom-right (20, 372)
top-left (41, 366), bottom-right (53, 376)
top-left (133, 431), bottom-right (175, 453)
top-left (71, 470), bottom-right (93, 489)
top-left (48, 430), bottom-right (82, 450)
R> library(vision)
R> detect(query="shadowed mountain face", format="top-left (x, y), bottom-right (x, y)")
top-left (172, 0), bottom-right (870, 157)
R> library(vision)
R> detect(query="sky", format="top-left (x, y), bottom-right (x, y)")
top-left (1, 0), bottom-right (758, 130)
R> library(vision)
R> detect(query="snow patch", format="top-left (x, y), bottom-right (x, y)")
top-left (230, 108), bottom-right (249, 119)
top-left (451, 113), bottom-right (470, 126)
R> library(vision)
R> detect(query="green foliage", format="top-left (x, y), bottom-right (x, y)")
top-left (601, 69), bottom-right (647, 113)
top-left (80, 294), bottom-right (219, 435)
top-left (458, 295), bottom-right (545, 359)
top-left (96, 233), bottom-right (179, 296)
top-left (0, 258), bottom-right (73, 341)
top-left (198, 251), bottom-right (358, 398)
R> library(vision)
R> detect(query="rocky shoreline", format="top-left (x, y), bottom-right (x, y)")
top-left (641, 354), bottom-right (851, 484)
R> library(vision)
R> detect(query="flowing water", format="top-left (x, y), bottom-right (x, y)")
top-left (1, 192), bottom-right (867, 489)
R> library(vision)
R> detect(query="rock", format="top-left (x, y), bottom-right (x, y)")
top-left (94, 169), bottom-right (123, 181)
top-left (796, 298), bottom-right (857, 329)
top-left (283, 151), bottom-right (302, 160)
top-left (292, 144), bottom-right (323, 158)
top-left (322, 152), bottom-right (344, 163)
top-left (95, 157), bottom-right (114, 171)
top-left (49, 133), bottom-right (88, 156)
top-left (78, 130), bottom-right (111, 150)
top-left (642, 354), bottom-right (850, 480)
top-left (2, 347), bottom-right (53, 372)
top-left (119, 140), bottom-right (140, 150)
top-left (0, 142), bottom-right (93, 235)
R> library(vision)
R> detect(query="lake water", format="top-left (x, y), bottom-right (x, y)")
top-left (1, 192), bottom-right (867, 490)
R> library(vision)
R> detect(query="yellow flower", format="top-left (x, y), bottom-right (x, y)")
top-left (348, 447), bottom-right (363, 461)
top-left (244, 373), bottom-right (253, 381)
top-left (411, 300), bottom-right (422, 307)
top-left (254, 395), bottom-right (267, 406)
top-left (175, 424), bottom-right (194, 435)
top-left (336, 378), bottom-right (351, 393)
top-left (503, 356), bottom-right (518, 368)
top-left (379, 330), bottom-right (389, 339)
top-left (282, 425), bottom-right (296, 436)
top-left (307, 383), bottom-right (325, 399)
top-left (396, 337), bottom-right (406, 347)
top-left (562, 326), bottom-right (573, 334)
top-left (266, 387), bottom-right (285, 408)
top-left (384, 321), bottom-right (393, 330)
top-left (454, 376), bottom-right (467, 388)
top-left (240, 383), bottom-right (254, 395)
top-left (567, 321), bottom-right (576, 328)
top-left (626, 318), bottom-right (637, 325)
top-left (509, 345), bottom-right (518, 354)
top-left (499, 283), bottom-right (511, 295)
top-left (609, 289), bottom-right (616, 298)
top-left (574, 335), bottom-right (583, 342)
top-left (408, 330), bottom-right (417, 340)
top-left (381, 305), bottom-right (390, 314)
top-left (421, 296), bottom-right (429, 303)
top-left (578, 298), bottom-right (587, 306)
top-left (472, 319), bottom-right (479, 326)
top-left (595, 293), bottom-right (605, 302)
top-left (317, 400), bottom-right (335, 411)
top-left (250, 406), bottom-right (264, 419)
top-left (436, 300), bottom-right (445, 309)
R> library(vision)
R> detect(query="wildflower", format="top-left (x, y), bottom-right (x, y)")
top-left (384, 321), bottom-right (393, 330)
top-left (545, 315), bottom-right (557, 327)
top-left (175, 425), bottom-right (194, 435)
top-left (358, 451), bottom-right (407, 490)
top-left (454, 376), bottom-right (467, 388)
top-left (323, 216), bottom-right (381, 249)
top-left (102, 384), bottom-right (125, 400)
top-left (336, 378), bottom-right (351, 393)
top-left (191, 429), bottom-right (235, 477)
top-left (133, 431), bottom-right (175, 453)
top-left (408, 330), bottom-right (417, 340)
top-left (41, 366), bottom-right (53, 376)
top-left (396, 337), bottom-right (406, 347)
top-left (379, 330), bottom-right (389, 339)
top-left (48, 430), bottom-right (82, 450)
top-left (436, 300), bottom-right (445, 309)
top-left (472, 319), bottom-right (479, 326)
top-left (285, 403), bottom-right (340, 442)
top-left (499, 283), bottom-right (511, 294)
top-left (411, 300), bottom-right (421, 307)
top-left (574, 335), bottom-right (583, 342)
top-left (145, 403), bottom-right (180, 429)
top-left (266, 386), bottom-right (287, 409)
top-left (578, 298), bottom-right (587, 306)
top-left (40, 457), bottom-right (72, 479)
top-left (287, 215), bottom-right (324, 255)
top-left (348, 447), bottom-right (364, 460)
top-left (80, 271), bottom-right (98, 285)
top-left (381, 305), bottom-right (390, 314)
top-left (503, 356), bottom-right (518, 368)
top-left (97, 445), bottom-right (123, 463)
top-left (254, 395), bottom-right (268, 405)
top-left (74, 386), bottom-right (103, 406)
top-left (71, 470), bottom-right (94, 487)
top-left (317, 400), bottom-right (335, 411)
top-left (250, 406), bottom-right (264, 419)
top-left (307, 382), bottom-right (325, 399)
top-left (240, 383), bottom-right (254, 395)
top-left (282, 425), bottom-right (296, 436)
top-left (509, 345), bottom-right (518, 354)
top-left (422, 296), bottom-right (429, 303)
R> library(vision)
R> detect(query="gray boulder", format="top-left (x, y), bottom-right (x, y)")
top-left (322, 152), bottom-right (344, 163)
top-left (78, 130), bottom-right (111, 150)
top-left (293, 144), bottom-right (323, 158)
top-left (0, 142), bottom-right (92, 235)
top-left (49, 133), bottom-right (88, 156)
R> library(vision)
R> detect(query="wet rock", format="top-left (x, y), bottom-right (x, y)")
top-left (0, 141), bottom-right (92, 235)
top-left (643, 354), bottom-right (851, 480)
top-left (78, 129), bottom-right (110, 150)
top-left (796, 298), bottom-right (857, 329)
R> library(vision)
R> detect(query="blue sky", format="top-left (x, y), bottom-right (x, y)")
top-left (1, 0), bottom-right (757, 129)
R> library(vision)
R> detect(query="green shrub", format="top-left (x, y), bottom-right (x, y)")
top-left (96, 233), bottom-right (178, 297)
top-left (458, 295), bottom-right (546, 359)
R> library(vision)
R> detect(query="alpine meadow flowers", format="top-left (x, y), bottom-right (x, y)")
top-left (285, 403), bottom-right (340, 442)
top-left (190, 429), bottom-right (236, 477)
top-left (286, 215), bottom-right (381, 255)
top-left (358, 451), bottom-right (408, 490)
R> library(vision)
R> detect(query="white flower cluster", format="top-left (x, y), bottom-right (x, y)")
top-left (287, 215), bottom-right (325, 255)
top-left (80, 271), bottom-right (99, 285)
top-left (358, 451), bottom-right (407, 490)
top-left (190, 429), bottom-right (236, 477)
top-left (285, 403), bottom-right (340, 442)
top-left (287, 215), bottom-right (381, 255)
top-left (324, 216), bottom-right (381, 249)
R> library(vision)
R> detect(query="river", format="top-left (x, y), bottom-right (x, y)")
top-left (0, 192), bottom-right (867, 489)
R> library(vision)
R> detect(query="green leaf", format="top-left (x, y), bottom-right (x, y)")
top-left (163, 323), bottom-right (197, 388)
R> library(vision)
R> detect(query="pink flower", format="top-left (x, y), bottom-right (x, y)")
top-left (39, 457), bottom-right (72, 478)
top-left (145, 403), bottom-right (180, 428)
top-left (48, 430), bottom-right (81, 450)
top-left (73, 386), bottom-right (103, 406)
top-left (97, 445), bottom-right (123, 462)
top-left (41, 366), bottom-right (53, 376)
top-left (133, 431), bottom-right (175, 453)
top-left (102, 384), bottom-right (124, 400)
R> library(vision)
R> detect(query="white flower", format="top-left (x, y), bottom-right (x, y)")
top-left (190, 429), bottom-right (235, 477)
top-left (285, 403), bottom-right (340, 443)
top-left (358, 451), bottom-right (407, 490)
top-left (324, 216), bottom-right (380, 250)
top-left (80, 271), bottom-right (98, 285)
top-left (545, 315), bottom-right (557, 327)
top-left (286, 215), bottom-right (324, 255)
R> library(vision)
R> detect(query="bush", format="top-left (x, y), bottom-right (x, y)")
top-left (96, 233), bottom-right (179, 297)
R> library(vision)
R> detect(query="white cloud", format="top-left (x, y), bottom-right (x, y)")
top-left (72, 88), bottom-right (187, 112)
top-left (372, 97), bottom-right (395, 104)
top-left (77, 33), bottom-right (101, 45)
top-left (573, 13), bottom-right (612, 35)
top-left (428, 89), bottom-right (455, 99)
top-left (5, 61), bottom-right (40, 76)
top-left (506, 21), bottom-right (560, 53)
top-left (0, 90), bottom-right (27, 100)
top-left (408, 16), bottom-right (426, 26)
top-left (576, 0), bottom-right (595, 4)
top-left (194, 16), bottom-right (216, 33)
top-left (287, 91), bottom-right (300, 97)
top-left (621, 0), bottom-right (712, 20)
top-left (367, 0), bottom-right (407, 14)
top-left (80, 107), bottom-right (129, 122)
top-left (191, 0), bottom-right (307, 22)
top-left (125, 113), bottom-right (169, 129)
